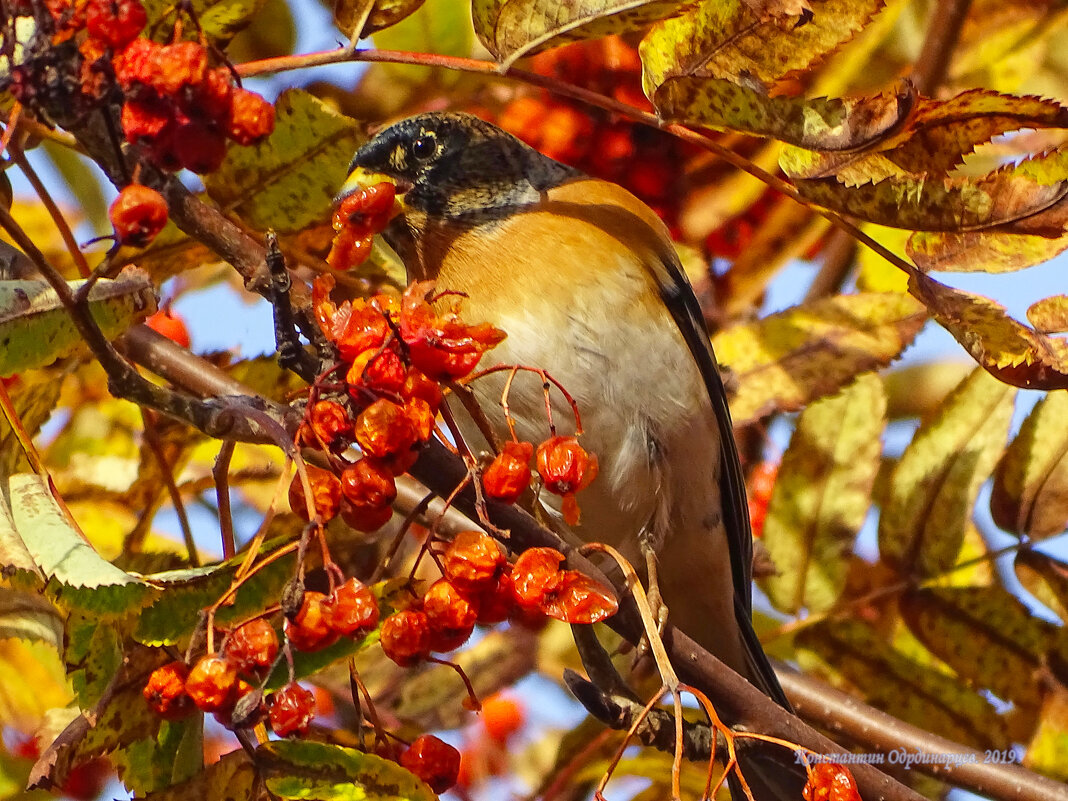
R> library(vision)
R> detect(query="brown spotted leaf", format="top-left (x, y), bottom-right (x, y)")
top-left (641, 0), bottom-right (884, 90)
top-left (907, 229), bottom-right (1068, 274)
top-left (473, 0), bottom-right (687, 66)
top-left (792, 166), bottom-right (1068, 233)
top-left (991, 390), bottom-right (1068, 539)
top-left (797, 619), bottom-right (1013, 750)
top-left (900, 586), bottom-right (1058, 712)
top-left (1027, 296), bottom-right (1068, 334)
top-left (335, 0), bottom-right (426, 37)
top-left (780, 91), bottom-right (1068, 182)
top-left (760, 374), bottom-right (885, 614)
top-left (878, 368), bottom-right (1014, 577)
top-left (712, 292), bottom-right (926, 426)
top-left (652, 80), bottom-right (914, 151)
top-left (908, 270), bottom-right (1068, 390)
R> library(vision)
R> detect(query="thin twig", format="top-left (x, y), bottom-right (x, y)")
top-left (214, 440), bottom-right (237, 560)
top-left (141, 409), bottom-right (199, 566)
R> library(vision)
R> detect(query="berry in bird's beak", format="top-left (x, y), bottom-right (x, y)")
top-left (327, 169), bottom-right (405, 270)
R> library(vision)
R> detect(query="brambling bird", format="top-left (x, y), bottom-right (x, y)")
top-left (339, 112), bottom-right (799, 799)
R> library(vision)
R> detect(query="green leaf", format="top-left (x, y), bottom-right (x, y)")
top-left (112, 716), bottom-right (204, 794)
top-left (258, 740), bottom-right (437, 801)
top-left (899, 586), bottom-right (1058, 712)
top-left (878, 368), bottom-right (1014, 576)
top-left (0, 268), bottom-right (157, 378)
top-left (991, 390), bottom-right (1068, 539)
top-left (908, 269), bottom-right (1068, 391)
top-left (2, 474), bottom-right (153, 612)
top-left (203, 89), bottom-right (360, 234)
top-left (712, 292), bottom-right (926, 426)
top-left (797, 619), bottom-right (1013, 751)
top-left (474, 0), bottom-right (686, 67)
top-left (760, 373), bottom-right (886, 614)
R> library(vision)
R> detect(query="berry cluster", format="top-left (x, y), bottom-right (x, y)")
top-left (482, 435), bottom-right (598, 524)
top-left (114, 30), bottom-right (274, 173)
top-left (289, 276), bottom-right (506, 532)
top-left (379, 533), bottom-right (617, 670)
top-left (491, 37), bottom-right (692, 229)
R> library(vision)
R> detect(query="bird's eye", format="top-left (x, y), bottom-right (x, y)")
top-left (410, 134), bottom-right (436, 161)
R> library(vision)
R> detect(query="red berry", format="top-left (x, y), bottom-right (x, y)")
top-left (536, 435), bottom-right (598, 525)
top-left (339, 495), bottom-right (394, 532)
top-left (143, 660), bottom-right (195, 720)
top-left (86, 0), bottom-right (146, 48)
top-left (347, 346), bottom-right (406, 394)
top-left (400, 734), bottom-right (461, 794)
top-left (145, 308), bottom-right (190, 347)
top-left (441, 530), bottom-right (505, 594)
top-left (422, 579), bottom-right (477, 652)
top-left (155, 41), bottom-right (208, 94)
top-left (480, 694), bottom-right (524, 743)
top-left (354, 399), bottom-right (417, 461)
top-left (380, 609), bottom-right (431, 666)
top-left (400, 367), bottom-right (443, 411)
top-left (404, 398), bottom-right (436, 442)
top-left (540, 569), bottom-right (618, 624)
top-left (323, 578), bottom-right (380, 636)
top-left (804, 763), bottom-right (862, 801)
top-left (307, 399), bottom-right (352, 450)
top-left (267, 682), bottom-right (316, 737)
top-left (482, 441), bottom-right (533, 504)
top-left (510, 547), bottom-right (565, 610)
top-left (340, 458), bottom-right (397, 511)
top-left (227, 88), bottom-right (275, 145)
top-left (185, 654), bottom-right (239, 712)
top-left (225, 619), bottom-right (279, 675)
top-left (475, 564), bottom-right (516, 624)
top-left (109, 184), bottom-right (168, 247)
top-left (285, 591), bottom-right (340, 652)
top-left (173, 121), bottom-right (227, 174)
top-left (288, 464), bottom-right (343, 523)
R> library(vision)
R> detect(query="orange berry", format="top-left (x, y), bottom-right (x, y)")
top-left (480, 694), bottom-right (524, 743)
top-left (267, 683), bottom-right (316, 737)
top-left (185, 654), bottom-right (239, 713)
top-left (400, 735), bottom-right (461, 794)
top-left (143, 660), bottom-right (195, 720)
top-left (110, 184), bottom-right (168, 247)
top-left (145, 308), bottom-right (190, 348)
top-left (423, 579), bottom-right (477, 652)
top-left (225, 619), bottom-right (279, 675)
top-left (285, 591), bottom-right (340, 652)
top-left (288, 464), bottom-right (343, 523)
top-left (323, 578), bottom-right (380, 637)
top-left (510, 547), bottom-right (564, 610)
top-left (380, 609), bottom-right (431, 666)
top-left (482, 440), bottom-right (533, 504)
top-left (227, 87), bottom-right (275, 146)
top-left (441, 530), bottom-right (505, 595)
top-left (354, 399), bottom-right (417, 461)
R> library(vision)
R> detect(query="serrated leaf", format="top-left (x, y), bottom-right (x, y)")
top-left (780, 91), bottom-right (1068, 182)
top-left (878, 368), bottom-right (1014, 576)
top-left (113, 716), bottom-right (203, 794)
top-left (203, 89), bottom-right (360, 234)
top-left (474, 0), bottom-right (686, 67)
top-left (760, 374), bottom-right (885, 614)
top-left (258, 740), bottom-right (437, 801)
top-left (641, 0), bottom-right (883, 89)
top-left (797, 620), bottom-right (1012, 750)
top-left (140, 748), bottom-right (257, 801)
top-left (909, 270), bottom-right (1068, 390)
top-left (1027, 295), bottom-right (1068, 334)
top-left (899, 586), bottom-right (1057, 711)
top-left (653, 79), bottom-right (913, 151)
top-left (907, 229), bottom-right (1068, 274)
top-left (135, 542), bottom-right (296, 645)
top-left (991, 391), bottom-right (1068, 539)
top-left (0, 268), bottom-right (157, 377)
top-left (792, 165), bottom-right (1068, 233)
top-left (2, 474), bottom-right (153, 612)
top-left (65, 612), bottom-right (124, 706)
top-left (712, 292), bottom-right (926, 426)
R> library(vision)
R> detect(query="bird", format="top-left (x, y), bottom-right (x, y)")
top-left (338, 111), bottom-right (800, 799)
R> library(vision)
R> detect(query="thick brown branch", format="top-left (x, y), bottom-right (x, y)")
top-left (913, 0), bottom-right (973, 96)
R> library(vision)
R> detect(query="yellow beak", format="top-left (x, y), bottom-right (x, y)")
top-left (337, 167), bottom-right (401, 201)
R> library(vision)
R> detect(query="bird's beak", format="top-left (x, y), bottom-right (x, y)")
top-left (335, 167), bottom-right (410, 213)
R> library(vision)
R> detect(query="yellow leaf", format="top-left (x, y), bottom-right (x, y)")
top-left (1027, 295), bottom-right (1068, 334)
top-left (760, 374), bottom-right (885, 614)
top-left (712, 292), bottom-right (926, 425)
top-left (878, 368), bottom-right (1014, 576)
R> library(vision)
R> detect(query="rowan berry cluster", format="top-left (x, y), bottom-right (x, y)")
top-left (492, 36), bottom-right (692, 229)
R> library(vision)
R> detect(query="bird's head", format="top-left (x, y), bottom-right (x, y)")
top-left (337, 112), bottom-right (579, 222)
